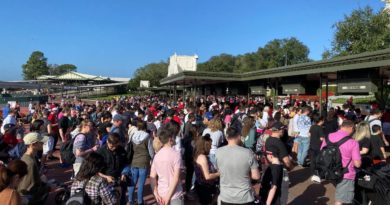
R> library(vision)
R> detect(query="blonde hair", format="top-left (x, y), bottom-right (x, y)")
top-left (353, 122), bottom-right (371, 142)
top-left (208, 119), bottom-right (222, 132)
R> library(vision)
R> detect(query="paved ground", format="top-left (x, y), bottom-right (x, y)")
top-left (45, 150), bottom-right (337, 205)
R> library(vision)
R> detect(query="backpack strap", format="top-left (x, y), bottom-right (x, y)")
top-left (336, 136), bottom-right (351, 147)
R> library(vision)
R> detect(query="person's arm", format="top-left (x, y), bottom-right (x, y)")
top-left (360, 148), bottom-right (369, 155)
top-left (266, 185), bottom-right (277, 205)
top-left (47, 123), bottom-right (52, 136)
top-left (147, 137), bottom-right (155, 159)
top-left (380, 147), bottom-right (386, 160)
top-left (352, 142), bottom-right (362, 168)
top-left (197, 155), bottom-right (220, 180)
top-left (249, 151), bottom-right (260, 180)
top-left (282, 156), bottom-right (294, 171)
top-left (150, 162), bottom-right (163, 205)
top-left (75, 136), bottom-right (98, 157)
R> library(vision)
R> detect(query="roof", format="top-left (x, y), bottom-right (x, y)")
top-left (37, 71), bottom-right (130, 82)
top-left (161, 48), bottom-right (390, 85)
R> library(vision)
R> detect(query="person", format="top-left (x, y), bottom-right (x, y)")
top-left (0, 160), bottom-right (28, 205)
top-left (150, 127), bottom-right (184, 205)
top-left (41, 109), bottom-right (57, 161)
top-left (17, 132), bottom-right (50, 205)
top-left (123, 121), bottom-right (154, 205)
top-left (73, 120), bottom-right (99, 176)
top-left (260, 122), bottom-right (294, 205)
top-left (323, 109), bottom-right (339, 138)
top-left (29, 120), bottom-right (55, 170)
top-left (58, 107), bottom-right (71, 143)
top-left (320, 120), bottom-right (361, 205)
top-left (352, 122), bottom-right (371, 169)
top-left (215, 127), bottom-right (260, 205)
top-left (1, 109), bottom-right (16, 134)
top-left (193, 134), bottom-right (220, 205)
top-left (111, 114), bottom-right (127, 145)
top-left (296, 106), bottom-right (312, 166)
top-left (181, 113), bottom-right (196, 196)
top-left (308, 113), bottom-right (325, 183)
top-left (202, 119), bottom-right (224, 167)
top-left (70, 152), bottom-right (118, 205)
top-left (97, 133), bottom-right (127, 205)
top-left (365, 109), bottom-right (382, 134)
top-left (370, 125), bottom-right (386, 164)
top-left (241, 116), bottom-right (256, 150)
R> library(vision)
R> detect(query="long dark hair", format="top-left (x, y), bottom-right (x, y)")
top-left (75, 152), bottom-right (106, 181)
top-left (0, 160), bottom-right (27, 192)
top-left (193, 134), bottom-right (212, 161)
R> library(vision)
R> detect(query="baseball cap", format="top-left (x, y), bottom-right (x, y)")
top-left (23, 132), bottom-right (48, 145)
top-left (271, 122), bottom-right (285, 131)
top-left (113, 114), bottom-right (124, 121)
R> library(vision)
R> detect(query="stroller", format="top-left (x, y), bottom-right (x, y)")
top-left (355, 163), bottom-right (390, 205)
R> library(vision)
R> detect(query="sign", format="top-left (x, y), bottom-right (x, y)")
top-left (338, 81), bottom-right (377, 93)
top-left (167, 53), bottom-right (198, 76)
top-left (250, 86), bottom-right (266, 95)
top-left (140, 80), bottom-right (150, 88)
top-left (282, 84), bottom-right (305, 95)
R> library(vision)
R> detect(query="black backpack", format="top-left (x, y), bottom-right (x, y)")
top-left (315, 136), bottom-right (352, 182)
top-left (65, 180), bottom-right (91, 205)
top-left (60, 133), bottom-right (82, 164)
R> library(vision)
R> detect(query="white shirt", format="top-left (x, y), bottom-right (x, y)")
top-left (1, 114), bottom-right (16, 134)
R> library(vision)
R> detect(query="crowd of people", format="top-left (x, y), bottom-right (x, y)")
top-left (0, 95), bottom-right (389, 205)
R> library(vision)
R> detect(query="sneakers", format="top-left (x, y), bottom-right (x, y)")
top-left (311, 175), bottom-right (321, 183)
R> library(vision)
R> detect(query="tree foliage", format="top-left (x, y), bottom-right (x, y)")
top-left (197, 37), bottom-right (310, 73)
top-left (324, 6), bottom-right (390, 58)
top-left (48, 64), bottom-right (77, 75)
top-left (22, 51), bottom-right (49, 80)
top-left (128, 62), bottom-right (168, 90)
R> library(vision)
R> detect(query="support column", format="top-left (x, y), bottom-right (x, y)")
top-left (173, 84), bottom-right (177, 103)
top-left (273, 80), bottom-right (278, 110)
top-left (325, 77), bottom-right (329, 116)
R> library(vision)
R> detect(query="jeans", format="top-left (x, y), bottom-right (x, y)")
top-left (127, 167), bottom-right (148, 204)
top-left (209, 154), bottom-right (217, 168)
top-left (296, 137), bottom-right (310, 165)
top-left (309, 149), bottom-right (320, 175)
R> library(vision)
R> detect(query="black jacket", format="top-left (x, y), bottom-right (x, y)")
top-left (97, 144), bottom-right (127, 178)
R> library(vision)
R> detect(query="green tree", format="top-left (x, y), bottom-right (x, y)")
top-left (325, 6), bottom-right (390, 58)
top-left (198, 54), bottom-right (237, 73)
top-left (256, 37), bottom-right (310, 69)
top-left (128, 62), bottom-right (168, 90)
top-left (22, 51), bottom-right (49, 80)
top-left (49, 64), bottom-right (77, 75)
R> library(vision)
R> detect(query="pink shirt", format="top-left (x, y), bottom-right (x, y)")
top-left (151, 147), bottom-right (183, 199)
top-left (321, 130), bottom-right (361, 180)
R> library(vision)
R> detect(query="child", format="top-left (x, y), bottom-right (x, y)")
top-left (370, 125), bottom-right (386, 164)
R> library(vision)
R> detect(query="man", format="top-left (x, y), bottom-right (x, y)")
top-left (1, 109), bottom-right (16, 134)
top-left (110, 114), bottom-right (126, 145)
top-left (97, 133), bottom-right (127, 204)
top-left (215, 127), bottom-right (260, 205)
top-left (58, 107), bottom-right (71, 143)
top-left (18, 132), bottom-right (50, 205)
top-left (151, 127), bottom-right (184, 205)
top-left (321, 120), bottom-right (361, 205)
top-left (296, 106), bottom-right (312, 166)
top-left (365, 109), bottom-right (383, 134)
top-left (261, 122), bottom-right (294, 205)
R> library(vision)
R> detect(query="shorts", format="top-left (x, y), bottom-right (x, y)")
top-left (43, 136), bottom-right (54, 155)
top-left (335, 179), bottom-right (354, 204)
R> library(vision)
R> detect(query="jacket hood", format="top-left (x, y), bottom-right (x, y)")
top-left (132, 130), bottom-right (149, 145)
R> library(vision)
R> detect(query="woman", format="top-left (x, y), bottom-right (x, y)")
top-left (125, 121), bottom-right (154, 205)
top-left (0, 160), bottom-right (28, 205)
top-left (70, 152), bottom-right (118, 205)
top-left (202, 119), bottom-right (224, 167)
top-left (241, 117), bottom-right (256, 150)
top-left (194, 134), bottom-right (220, 205)
top-left (353, 122), bottom-right (371, 168)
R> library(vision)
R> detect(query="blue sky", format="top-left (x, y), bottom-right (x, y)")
top-left (0, 0), bottom-right (385, 81)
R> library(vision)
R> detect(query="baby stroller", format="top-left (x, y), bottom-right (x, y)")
top-left (355, 163), bottom-right (390, 205)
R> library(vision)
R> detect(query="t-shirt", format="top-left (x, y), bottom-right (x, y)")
top-left (202, 128), bottom-right (224, 155)
top-left (215, 145), bottom-right (258, 204)
top-left (73, 133), bottom-right (95, 163)
top-left (58, 116), bottom-right (70, 133)
top-left (321, 130), bottom-right (361, 180)
top-left (0, 188), bottom-right (22, 205)
top-left (260, 164), bottom-right (283, 204)
top-left (309, 125), bottom-right (324, 150)
top-left (370, 134), bottom-right (385, 160)
top-left (18, 154), bottom-right (41, 195)
top-left (365, 116), bottom-right (382, 134)
top-left (265, 137), bottom-right (288, 161)
top-left (150, 147), bottom-right (183, 199)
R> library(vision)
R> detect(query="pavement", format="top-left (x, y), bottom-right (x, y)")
top-left (44, 151), bottom-right (337, 205)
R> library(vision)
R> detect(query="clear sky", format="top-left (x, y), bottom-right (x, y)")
top-left (0, 0), bottom-right (385, 81)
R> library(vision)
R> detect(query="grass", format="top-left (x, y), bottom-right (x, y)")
top-left (88, 93), bottom-right (135, 100)
top-left (331, 96), bottom-right (375, 104)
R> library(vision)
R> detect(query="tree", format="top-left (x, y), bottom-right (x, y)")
top-left (256, 37), bottom-right (310, 69)
top-left (128, 62), bottom-right (168, 90)
top-left (22, 51), bottom-right (49, 80)
top-left (49, 64), bottom-right (77, 75)
top-left (324, 6), bottom-right (390, 58)
top-left (198, 54), bottom-right (237, 73)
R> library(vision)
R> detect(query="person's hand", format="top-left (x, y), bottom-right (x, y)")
top-left (120, 175), bottom-right (127, 182)
top-left (162, 195), bottom-right (171, 205)
top-left (92, 145), bottom-right (99, 151)
top-left (153, 190), bottom-right (163, 205)
top-left (105, 175), bottom-right (115, 183)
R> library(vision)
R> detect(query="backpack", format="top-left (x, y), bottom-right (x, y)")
top-left (65, 180), bottom-right (91, 205)
top-left (60, 133), bottom-right (82, 164)
top-left (315, 136), bottom-right (351, 182)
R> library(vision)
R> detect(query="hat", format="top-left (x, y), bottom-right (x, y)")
top-left (23, 132), bottom-right (48, 145)
top-left (113, 114), bottom-right (124, 121)
top-left (271, 122), bottom-right (285, 131)
top-left (3, 123), bottom-right (15, 130)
